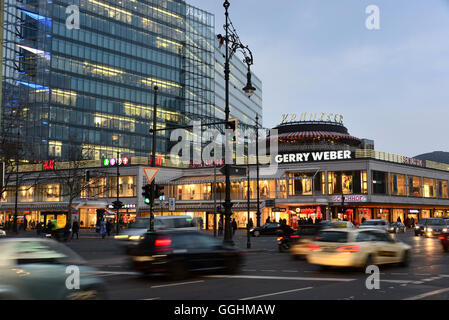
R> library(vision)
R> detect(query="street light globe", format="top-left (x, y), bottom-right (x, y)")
top-left (243, 71), bottom-right (256, 98)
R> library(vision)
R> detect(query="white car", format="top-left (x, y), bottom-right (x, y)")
top-left (0, 229), bottom-right (5, 238)
top-left (306, 228), bottom-right (411, 269)
top-left (359, 219), bottom-right (389, 231)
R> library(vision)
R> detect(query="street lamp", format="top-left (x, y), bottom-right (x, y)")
top-left (219, 0), bottom-right (256, 246)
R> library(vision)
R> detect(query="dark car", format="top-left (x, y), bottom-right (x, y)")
top-left (250, 223), bottom-right (282, 237)
top-left (130, 231), bottom-right (244, 280)
top-left (289, 225), bottom-right (322, 258)
top-left (415, 218), bottom-right (447, 237)
top-left (388, 222), bottom-right (406, 234)
top-left (439, 231), bottom-right (449, 252)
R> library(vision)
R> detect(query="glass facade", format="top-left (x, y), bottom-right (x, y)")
top-left (2, 0), bottom-right (219, 162)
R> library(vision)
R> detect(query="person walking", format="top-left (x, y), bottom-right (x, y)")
top-left (248, 218), bottom-right (254, 230)
top-left (36, 222), bottom-right (42, 237)
top-left (23, 218), bottom-right (28, 231)
top-left (106, 220), bottom-right (112, 237)
top-left (231, 218), bottom-right (237, 236)
top-left (72, 219), bottom-right (80, 240)
top-left (100, 219), bottom-right (107, 239)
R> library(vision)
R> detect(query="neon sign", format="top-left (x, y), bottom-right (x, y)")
top-left (103, 157), bottom-right (130, 167)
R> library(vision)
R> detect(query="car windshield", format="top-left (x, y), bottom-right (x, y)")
top-left (363, 220), bottom-right (386, 226)
top-left (129, 218), bottom-right (150, 229)
top-left (315, 231), bottom-right (348, 243)
top-left (427, 219), bottom-right (446, 226)
top-left (330, 222), bottom-right (351, 228)
top-left (298, 227), bottom-right (319, 235)
top-left (155, 217), bottom-right (197, 229)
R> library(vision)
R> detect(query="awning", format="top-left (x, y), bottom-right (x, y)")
top-left (276, 131), bottom-right (361, 142)
top-left (0, 202), bottom-right (72, 211)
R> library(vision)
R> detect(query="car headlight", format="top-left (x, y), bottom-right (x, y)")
top-left (114, 235), bottom-right (129, 240)
top-left (415, 226), bottom-right (419, 229)
top-left (250, 229), bottom-right (255, 232)
top-left (426, 228), bottom-right (433, 232)
top-left (443, 228), bottom-right (448, 232)
top-left (129, 235), bottom-right (143, 241)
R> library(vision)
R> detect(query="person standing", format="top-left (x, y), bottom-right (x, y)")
top-left (72, 219), bottom-right (80, 240)
top-left (100, 219), bottom-right (107, 239)
top-left (218, 219), bottom-right (223, 236)
top-left (231, 218), bottom-right (237, 235)
top-left (106, 220), bottom-right (112, 237)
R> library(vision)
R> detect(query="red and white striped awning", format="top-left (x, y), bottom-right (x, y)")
top-left (276, 131), bottom-right (361, 142)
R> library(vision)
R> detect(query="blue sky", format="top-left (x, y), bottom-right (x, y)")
top-left (187, 0), bottom-right (449, 157)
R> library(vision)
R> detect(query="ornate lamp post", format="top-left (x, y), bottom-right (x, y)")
top-left (218, 0), bottom-right (256, 246)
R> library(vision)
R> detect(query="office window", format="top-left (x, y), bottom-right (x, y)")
top-left (372, 171), bottom-right (387, 195)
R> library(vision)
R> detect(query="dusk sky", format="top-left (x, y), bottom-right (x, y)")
top-left (187, 0), bottom-right (449, 157)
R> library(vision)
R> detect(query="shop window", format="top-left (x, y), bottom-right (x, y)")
top-left (110, 176), bottom-right (136, 198)
top-left (439, 180), bottom-right (449, 199)
top-left (372, 171), bottom-right (387, 195)
top-left (390, 173), bottom-right (406, 196)
top-left (289, 172), bottom-right (314, 196)
top-left (277, 179), bottom-right (287, 199)
top-left (423, 178), bottom-right (435, 198)
top-left (408, 176), bottom-right (421, 197)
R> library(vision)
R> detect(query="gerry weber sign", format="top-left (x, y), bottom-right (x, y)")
top-left (275, 150), bottom-right (352, 164)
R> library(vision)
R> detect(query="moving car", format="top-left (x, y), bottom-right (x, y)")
top-left (439, 231), bottom-right (449, 252)
top-left (414, 218), bottom-right (447, 237)
top-left (320, 221), bottom-right (355, 230)
top-left (306, 228), bottom-right (411, 270)
top-left (0, 229), bottom-right (5, 238)
top-left (388, 222), bottom-right (406, 234)
top-left (289, 225), bottom-right (322, 258)
top-left (0, 238), bottom-right (106, 300)
top-left (250, 223), bottom-right (282, 237)
top-left (359, 219), bottom-right (389, 231)
top-left (115, 216), bottom-right (199, 253)
top-left (130, 231), bottom-right (244, 280)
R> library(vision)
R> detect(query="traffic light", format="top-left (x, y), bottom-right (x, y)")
top-left (142, 184), bottom-right (151, 205)
top-left (112, 200), bottom-right (123, 210)
top-left (226, 118), bottom-right (238, 142)
top-left (155, 185), bottom-right (164, 199)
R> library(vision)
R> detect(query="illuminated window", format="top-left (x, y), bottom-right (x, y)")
top-left (49, 141), bottom-right (62, 157)
top-left (423, 178), bottom-right (435, 198)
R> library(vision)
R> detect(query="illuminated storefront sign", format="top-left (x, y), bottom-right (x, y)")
top-left (43, 160), bottom-right (55, 171)
top-left (281, 112), bottom-right (344, 124)
top-left (332, 195), bottom-right (367, 203)
top-left (108, 203), bottom-right (136, 209)
top-left (402, 156), bottom-right (424, 167)
top-left (103, 157), bottom-right (129, 167)
top-left (275, 151), bottom-right (352, 164)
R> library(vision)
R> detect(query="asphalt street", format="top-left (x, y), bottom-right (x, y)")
top-left (60, 229), bottom-right (449, 300)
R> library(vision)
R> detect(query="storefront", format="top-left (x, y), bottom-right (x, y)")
top-left (392, 209), bottom-right (405, 223)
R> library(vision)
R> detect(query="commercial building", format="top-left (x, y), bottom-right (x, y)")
top-left (1, 114), bottom-right (449, 230)
top-left (1, 0), bottom-right (261, 163)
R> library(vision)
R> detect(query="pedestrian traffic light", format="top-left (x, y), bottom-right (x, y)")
top-left (142, 184), bottom-right (151, 205)
top-left (155, 185), bottom-right (164, 198)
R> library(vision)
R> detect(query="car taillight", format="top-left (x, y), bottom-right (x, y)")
top-left (309, 244), bottom-right (320, 251)
top-left (439, 236), bottom-right (445, 240)
top-left (291, 235), bottom-right (300, 239)
top-left (155, 238), bottom-right (172, 252)
top-left (337, 245), bottom-right (360, 253)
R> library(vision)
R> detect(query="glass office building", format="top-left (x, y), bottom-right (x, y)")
top-left (2, 0), bottom-right (219, 162)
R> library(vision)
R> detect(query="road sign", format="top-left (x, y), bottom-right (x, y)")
top-left (265, 199), bottom-right (275, 208)
top-left (143, 167), bottom-right (160, 184)
top-left (169, 198), bottom-right (175, 211)
top-left (219, 165), bottom-right (247, 176)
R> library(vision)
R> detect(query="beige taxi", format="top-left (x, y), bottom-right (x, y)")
top-left (306, 228), bottom-right (411, 269)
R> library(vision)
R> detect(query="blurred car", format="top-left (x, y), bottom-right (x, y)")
top-left (115, 216), bottom-right (199, 253)
top-left (415, 218), bottom-right (447, 237)
top-left (388, 222), bottom-right (406, 234)
top-left (250, 223), bottom-right (281, 237)
top-left (0, 238), bottom-right (106, 300)
top-left (320, 221), bottom-right (355, 230)
top-left (289, 225), bottom-right (322, 258)
top-left (359, 219), bottom-right (389, 231)
top-left (306, 228), bottom-right (411, 270)
top-left (130, 231), bottom-right (244, 280)
top-left (439, 231), bottom-right (449, 252)
top-left (0, 229), bottom-right (5, 238)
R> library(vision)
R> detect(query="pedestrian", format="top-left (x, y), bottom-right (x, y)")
top-left (411, 217), bottom-right (415, 228)
top-left (36, 222), bottom-right (42, 236)
top-left (106, 219), bottom-right (112, 237)
top-left (218, 219), bottom-right (223, 236)
top-left (23, 218), bottom-right (28, 231)
top-left (72, 219), bottom-right (80, 240)
top-left (266, 216), bottom-right (271, 224)
top-left (47, 220), bottom-right (54, 237)
top-left (198, 217), bottom-right (204, 230)
top-left (397, 217), bottom-right (402, 223)
top-left (100, 219), bottom-right (107, 239)
top-left (232, 218), bottom-right (237, 235)
top-left (248, 218), bottom-right (254, 229)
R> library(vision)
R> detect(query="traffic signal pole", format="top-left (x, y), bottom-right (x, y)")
top-left (149, 86), bottom-right (158, 232)
top-left (116, 151), bottom-right (120, 235)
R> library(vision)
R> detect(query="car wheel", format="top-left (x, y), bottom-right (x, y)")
top-left (254, 231), bottom-right (260, 237)
top-left (225, 257), bottom-right (240, 274)
top-left (400, 250), bottom-right (410, 267)
top-left (168, 261), bottom-right (189, 281)
top-left (362, 254), bottom-right (374, 271)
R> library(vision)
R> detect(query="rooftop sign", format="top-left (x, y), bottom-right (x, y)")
top-left (275, 150), bottom-right (352, 164)
top-left (281, 112), bottom-right (344, 125)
